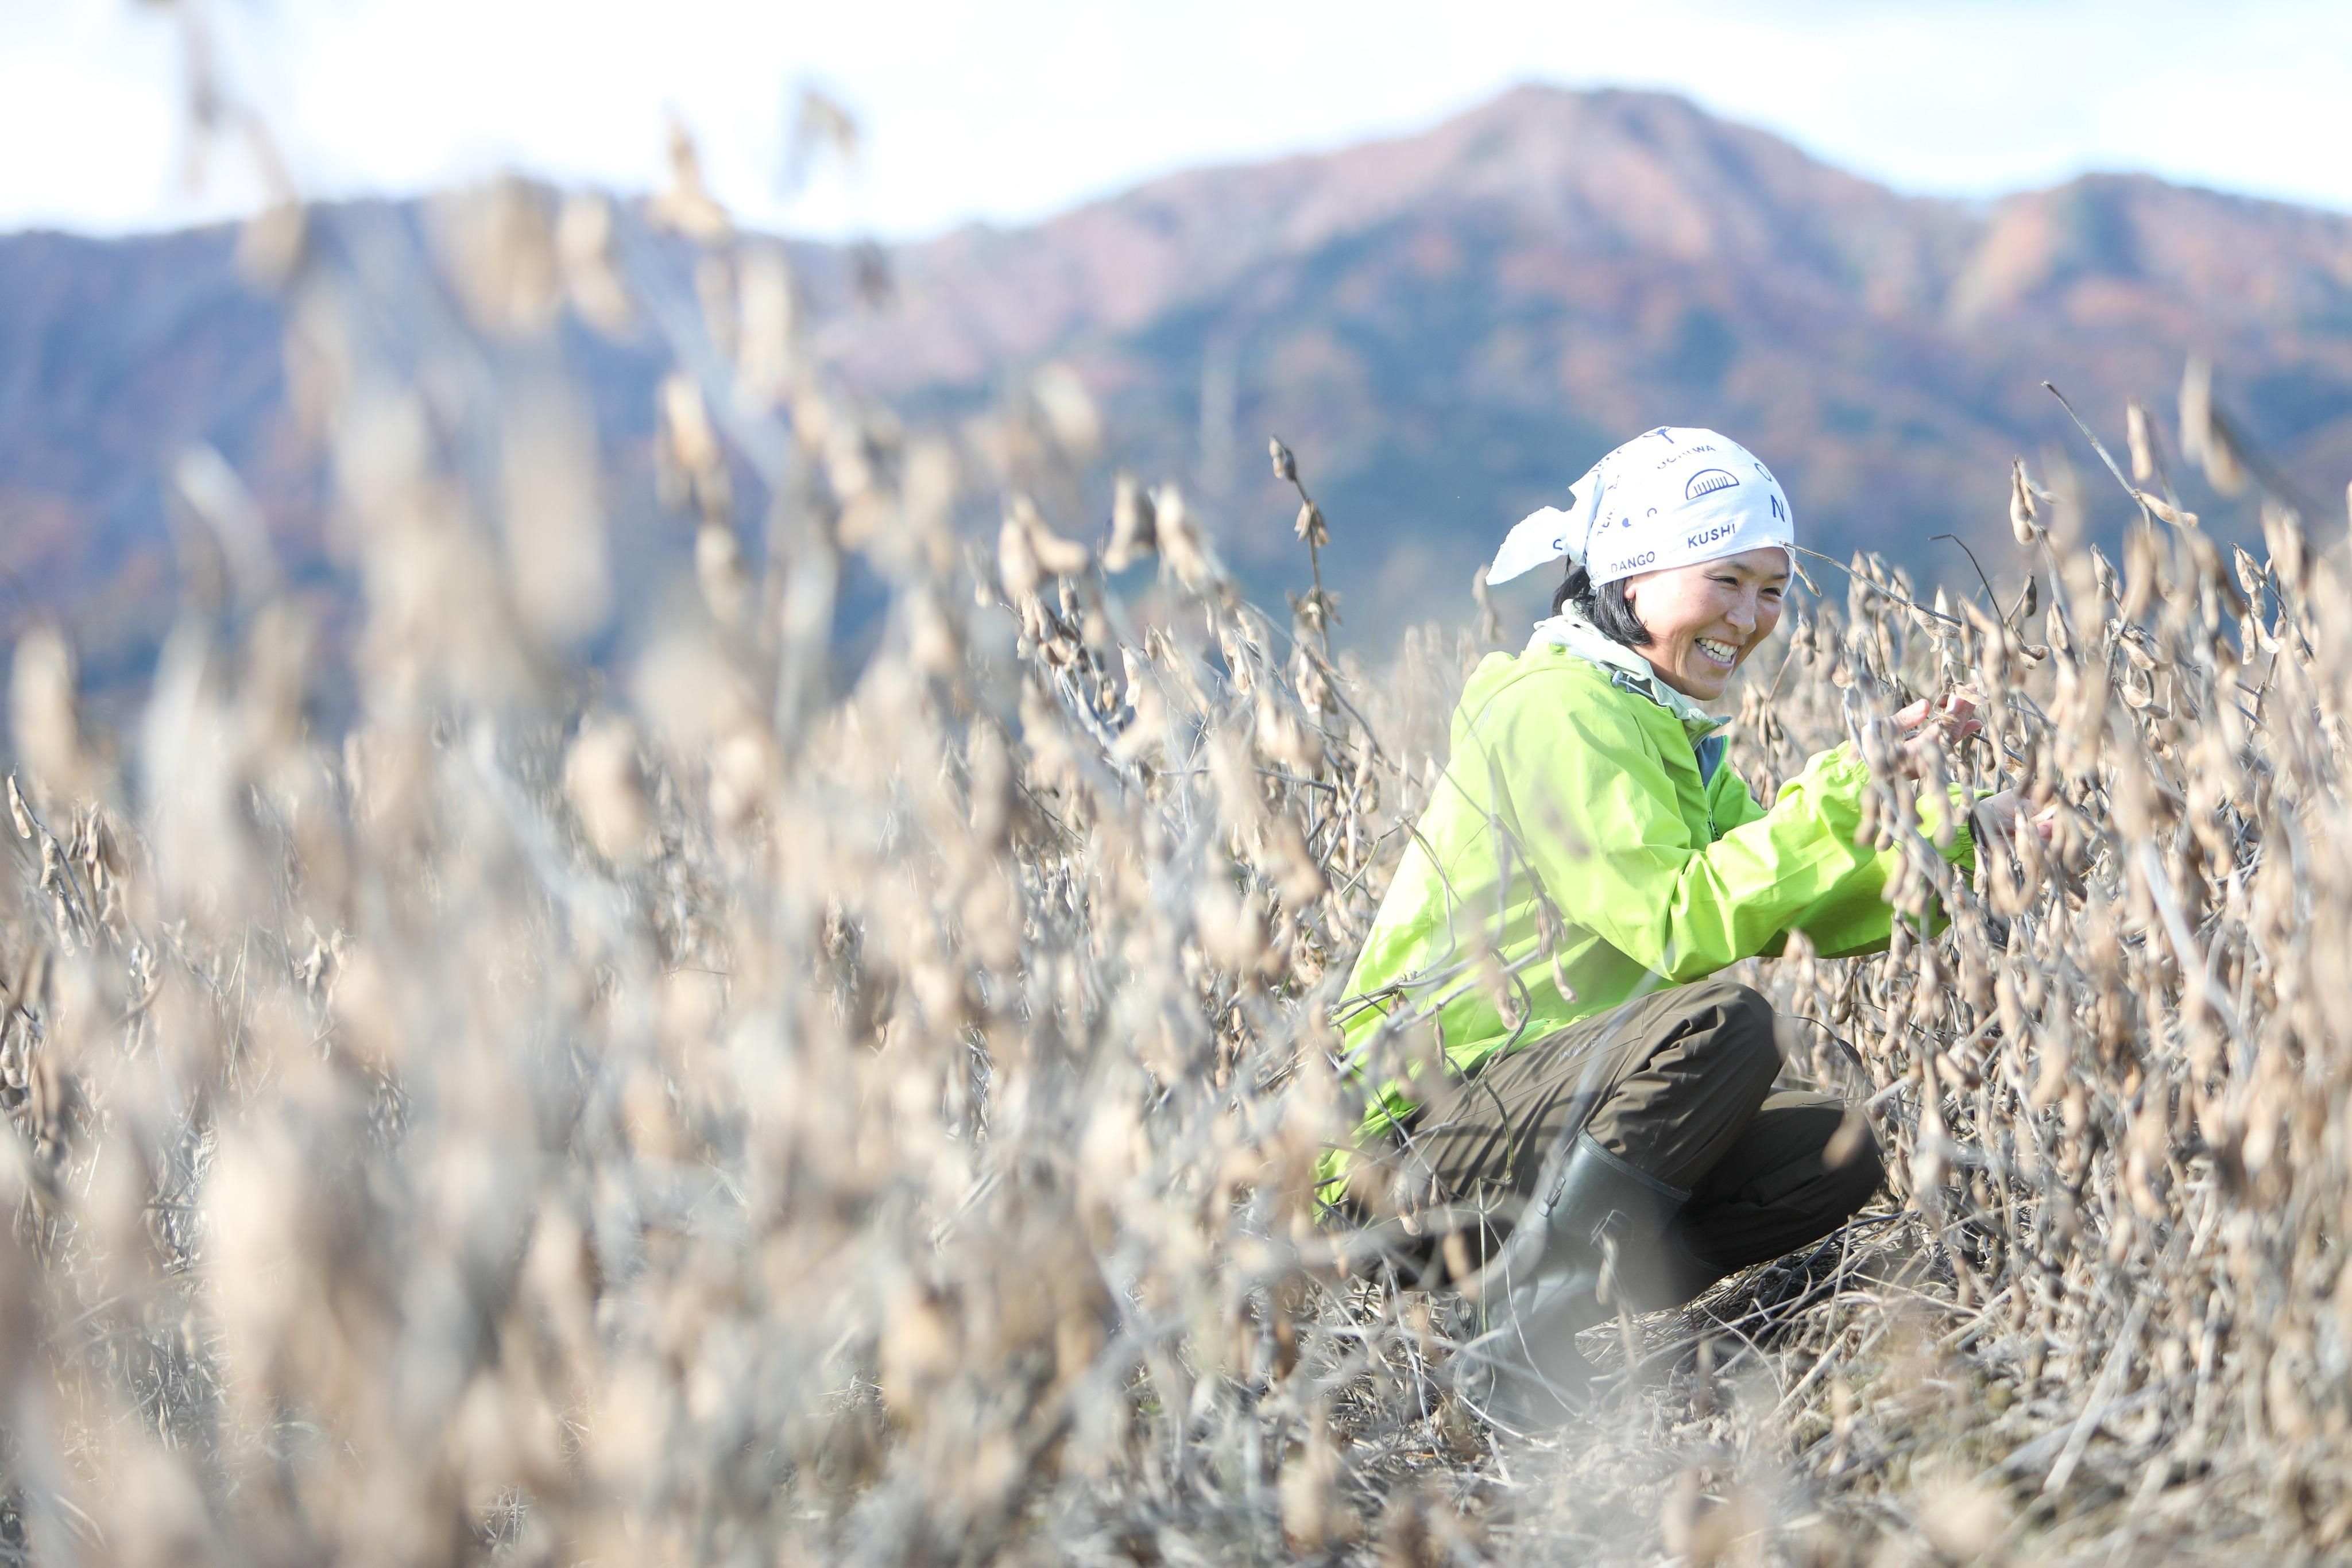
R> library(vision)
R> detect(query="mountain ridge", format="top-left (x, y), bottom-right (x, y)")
top-left (833, 86), bottom-right (2350, 616)
top-left (3, 84), bottom-right (2349, 708)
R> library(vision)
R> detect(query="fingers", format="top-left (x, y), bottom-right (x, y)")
top-left (1971, 789), bottom-right (2022, 838)
top-left (1971, 792), bottom-right (2061, 853)
top-left (1935, 691), bottom-right (1983, 741)
top-left (1877, 689), bottom-right (1990, 777)
top-left (1895, 688), bottom-right (1983, 749)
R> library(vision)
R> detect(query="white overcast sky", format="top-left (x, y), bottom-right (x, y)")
top-left (3, 0), bottom-right (2349, 238)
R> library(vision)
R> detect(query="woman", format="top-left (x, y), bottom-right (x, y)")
top-left (1328, 427), bottom-right (2032, 1427)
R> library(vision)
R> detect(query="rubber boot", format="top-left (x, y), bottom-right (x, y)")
top-left (1458, 1130), bottom-right (1689, 1432)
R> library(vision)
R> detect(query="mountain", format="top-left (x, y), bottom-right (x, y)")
top-left (840, 87), bottom-right (2352, 619)
top-left (5, 85), bottom-right (2351, 710)
top-left (0, 225), bottom-right (283, 696)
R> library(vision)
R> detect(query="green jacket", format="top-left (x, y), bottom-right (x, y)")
top-left (1327, 633), bottom-right (1972, 1191)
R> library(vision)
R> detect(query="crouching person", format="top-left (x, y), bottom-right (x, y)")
top-left (1321, 428), bottom-right (2034, 1430)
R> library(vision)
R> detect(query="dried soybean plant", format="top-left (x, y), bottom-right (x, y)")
top-left (0, 159), bottom-right (1492, 1565)
top-left (7, 112), bottom-right (2352, 1568)
top-left (1513, 412), bottom-right (2352, 1566)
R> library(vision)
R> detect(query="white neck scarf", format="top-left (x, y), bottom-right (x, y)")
top-left (1488, 427), bottom-right (1794, 590)
top-left (1526, 605), bottom-right (1726, 742)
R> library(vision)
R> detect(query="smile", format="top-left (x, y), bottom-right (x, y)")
top-left (1695, 638), bottom-right (1739, 667)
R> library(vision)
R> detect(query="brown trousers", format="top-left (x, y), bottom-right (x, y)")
top-left (1359, 979), bottom-right (1882, 1298)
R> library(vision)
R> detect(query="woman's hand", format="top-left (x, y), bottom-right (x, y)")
top-left (1879, 687), bottom-right (1982, 779)
top-left (1970, 789), bottom-right (2057, 852)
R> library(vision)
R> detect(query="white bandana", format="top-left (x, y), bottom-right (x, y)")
top-left (1487, 427), bottom-right (1794, 589)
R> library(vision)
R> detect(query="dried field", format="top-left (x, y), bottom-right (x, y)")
top-left (6, 137), bottom-right (2352, 1568)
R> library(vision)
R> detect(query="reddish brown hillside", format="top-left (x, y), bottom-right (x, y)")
top-left (826, 87), bottom-right (2352, 629)
top-left (3, 86), bottom-right (2348, 698)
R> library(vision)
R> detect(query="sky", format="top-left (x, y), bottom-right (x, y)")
top-left (3, 0), bottom-right (2350, 239)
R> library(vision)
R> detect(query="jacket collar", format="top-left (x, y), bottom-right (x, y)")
top-left (1527, 610), bottom-right (1727, 746)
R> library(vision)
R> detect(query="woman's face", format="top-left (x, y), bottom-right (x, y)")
top-left (1619, 547), bottom-right (1790, 702)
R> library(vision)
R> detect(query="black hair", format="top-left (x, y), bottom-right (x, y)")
top-left (1552, 562), bottom-right (1653, 648)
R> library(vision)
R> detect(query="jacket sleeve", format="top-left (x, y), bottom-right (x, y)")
top-left (1705, 745), bottom-right (1975, 957)
top-left (1487, 676), bottom-right (1931, 984)
top-left (1785, 785), bottom-right (1976, 957)
top-left (1708, 758), bottom-right (1768, 837)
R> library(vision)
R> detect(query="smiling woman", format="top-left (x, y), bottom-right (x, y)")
top-left (1325, 427), bottom-right (2031, 1431)
top-left (1549, 541), bottom-right (1793, 701)
top-left (1620, 546), bottom-right (1789, 700)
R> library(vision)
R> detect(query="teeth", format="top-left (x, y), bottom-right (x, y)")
top-left (1697, 639), bottom-right (1737, 662)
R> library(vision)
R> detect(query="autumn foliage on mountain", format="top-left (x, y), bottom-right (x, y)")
top-left (3, 85), bottom-right (2349, 704)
